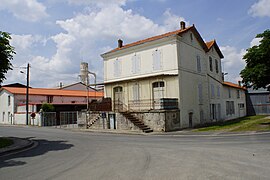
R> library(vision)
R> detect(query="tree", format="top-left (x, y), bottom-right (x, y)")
top-left (0, 31), bottom-right (15, 84)
top-left (41, 103), bottom-right (55, 112)
top-left (240, 30), bottom-right (270, 90)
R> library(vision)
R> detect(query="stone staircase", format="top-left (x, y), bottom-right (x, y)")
top-left (87, 113), bottom-right (100, 128)
top-left (121, 112), bottom-right (153, 133)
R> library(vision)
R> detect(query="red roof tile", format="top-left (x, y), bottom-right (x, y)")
top-left (223, 81), bottom-right (246, 90)
top-left (103, 25), bottom-right (208, 55)
top-left (205, 40), bottom-right (224, 58)
top-left (1, 87), bottom-right (104, 97)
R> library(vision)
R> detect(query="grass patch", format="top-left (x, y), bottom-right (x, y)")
top-left (194, 115), bottom-right (270, 132)
top-left (0, 137), bottom-right (14, 148)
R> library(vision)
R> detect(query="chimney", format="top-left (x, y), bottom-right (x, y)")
top-left (118, 39), bottom-right (123, 48)
top-left (238, 81), bottom-right (241, 87)
top-left (180, 21), bottom-right (186, 30)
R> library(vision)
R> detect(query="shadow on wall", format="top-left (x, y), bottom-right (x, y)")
top-left (0, 137), bottom-right (74, 168)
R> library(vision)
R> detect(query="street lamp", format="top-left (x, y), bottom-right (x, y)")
top-left (20, 63), bottom-right (30, 125)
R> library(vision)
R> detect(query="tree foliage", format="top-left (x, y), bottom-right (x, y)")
top-left (240, 30), bottom-right (270, 90)
top-left (0, 31), bottom-right (15, 84)
top-left (41, 103), bottom-right (55, 112)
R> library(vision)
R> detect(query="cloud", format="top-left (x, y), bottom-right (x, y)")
top-left (11, 34), bottom-right (47, 50)
top-left (249, 0), bottom-right (270, 17)
top-left (163, 9), bottom-right (187, 30)
top-left (67, 0), bottom-right (127, 7)
top-left (250, 37), bottom-right (262, 47)
top-left (220, 46), bottom-right (246, 83)
top-left (0, 0), bottom-right (48, 22)
top-left (4, 2), bottom-right (186, 87)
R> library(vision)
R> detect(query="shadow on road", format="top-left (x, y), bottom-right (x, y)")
top-left (0, 137), bottom-right (74, 169)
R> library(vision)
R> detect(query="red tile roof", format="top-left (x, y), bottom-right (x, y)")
top-left (206, 40), bottom-right (215, 49)
top-left (103, 25), bottom-right (209, 56)
top-left (102, 24), bottom-right (223, 58)
top-left (206, 40), bottom-right (224, 58)
top-left (1, 87), bottom-right (104, 97)
top-left (223, 82), bottom-right (246, 90)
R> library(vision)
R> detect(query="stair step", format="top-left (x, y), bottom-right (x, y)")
top-left (121, 112), bottom-right (153, 133)
top-left (143, 129), bottom-right (153, 133)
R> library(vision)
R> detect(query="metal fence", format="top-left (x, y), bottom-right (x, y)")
top-left (42, 112), bottom-right (57, 126)
top-left (60, 111), bottom-right (77, 127)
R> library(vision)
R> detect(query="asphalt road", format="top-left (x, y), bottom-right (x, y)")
top-left (0, 126), bottom-right (270, 180)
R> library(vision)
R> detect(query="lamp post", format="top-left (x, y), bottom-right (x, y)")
top-left (26, 63), bottom-right (30, 125)
top-left (20, 63), bottom-right (30, 125)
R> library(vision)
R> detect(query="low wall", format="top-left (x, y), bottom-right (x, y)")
top-left (14, 113), bottom-right (41, 126)
top-left (116, 110), bottom-right (180, 132)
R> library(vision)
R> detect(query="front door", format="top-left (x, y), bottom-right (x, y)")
top-left (152, 81), bottom-right (164, 109)
top-left (189, 112), bottom-right (193, 128)
top-left (114, 86), bottom-right (123, 111)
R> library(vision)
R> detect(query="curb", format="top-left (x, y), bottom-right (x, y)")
top-left (0, 137), bottom-right (35, 157)
top-left (60, 126), bottom-right (270, 137)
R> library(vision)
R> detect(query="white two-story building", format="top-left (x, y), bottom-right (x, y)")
top-left (101, 21), bottom-right (246, 132)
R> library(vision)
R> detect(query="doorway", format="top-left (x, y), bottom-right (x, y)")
top-left (152, 81), bottom-right (164, 109)
top-left (114, 86), bottom-right (123, 111)
top-left (189, 112), bottom-right (193, 128)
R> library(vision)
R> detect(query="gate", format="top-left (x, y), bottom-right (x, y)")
top-left (60, 111), bottom-right (77, 127)
top-left (43, 112), bottom-right (57, 126)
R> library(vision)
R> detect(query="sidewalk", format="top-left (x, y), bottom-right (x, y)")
top-left (0, 137), bottom-right (35, 157)
top-left (64, 126), bottom-right (270, 137)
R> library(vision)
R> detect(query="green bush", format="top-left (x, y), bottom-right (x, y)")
top-left (41, 103), bottom-right (55, 112)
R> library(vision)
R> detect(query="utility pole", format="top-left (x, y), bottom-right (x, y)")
top-left (26, 63), bottom-right (30, 125)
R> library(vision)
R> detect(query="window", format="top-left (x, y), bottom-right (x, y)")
top-left (237, 90), bottom-right (240, 98)
top-left (211, 84), bottom-right (215, 98)
top-left (217, 86), bottom-right (220, 98)
top-left (153, 81), bottom-right (164, 88)
top-left (226, 101), bottom-right (235, 115)
top-left (200, 110), bottom-right (204, 123)
top-left (153, 49), bottom-right (162, 71)
top-left (209, 56), bottom-right (213, 71)
top-left (196, 55), bottom-right (201, 72)
top-left (8, 95), bottom-right (11, 106)
top-left (215, 59), bottom-right (219, 73)
top-left (47, 96), bottom-right (53, 103)
top-left (210, 104), bottom-right (216, 120)
top-left (132, 54), bottom-right (141, 74)
top-left (133, 83), bottom-right (140, 101)
top-left (239, 103), bottom-right (244, 109)
top-left (198, 84), bottom-right (203, 104)
top-left (190, 33), bottom-right (193, 41)
top-left (114, 58), bottom-right (121, 77)
top-left (228, 89), bottom-right (231, 98)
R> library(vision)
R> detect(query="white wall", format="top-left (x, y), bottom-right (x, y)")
top-left (14, 113), bottom-right (41, 126)
top-left (0, 90), bottom-right (15, 124)
top-left (104, 38), bottom-right (178, 83)
top-left (222, 86), bottom-right (246, 120)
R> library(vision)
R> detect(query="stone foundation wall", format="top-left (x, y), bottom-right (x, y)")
top-left (77, 110), bottom-right (181, 132)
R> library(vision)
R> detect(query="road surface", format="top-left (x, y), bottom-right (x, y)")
top-left (1, 126), bottom-right (270, 180)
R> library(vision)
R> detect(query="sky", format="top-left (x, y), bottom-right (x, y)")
top-left (1, 0), bottom-right (269, 88)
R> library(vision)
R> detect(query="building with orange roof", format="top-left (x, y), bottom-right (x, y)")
top-left (0, 85), bottom-right (104, 125)
top-left (101, 21), bottom-right (246, 132)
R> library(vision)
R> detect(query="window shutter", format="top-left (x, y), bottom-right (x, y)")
top-left (197, 55), bottom-right (201, 72)
top-left (132, 55), bottom-right (136, 74)
top-left (198, 83), bottom-right (203, 104)
top-left (153, 50), bottom-right (161, 70)
top-left (211, 84), bottom-right (215, 98)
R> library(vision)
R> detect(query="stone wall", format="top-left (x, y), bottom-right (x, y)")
top-left (77, 110), bottom-right (181, 132)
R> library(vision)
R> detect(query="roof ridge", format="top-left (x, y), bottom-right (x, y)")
top-left (103, 26), bottom-right (193, 55)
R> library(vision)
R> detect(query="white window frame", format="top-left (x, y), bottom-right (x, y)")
top-left (153, 49), bottom-right (162, 71)
top-left (114, 58), bottom-right (122, 77)
top-left (132, 54), bottom-right (141, 74)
